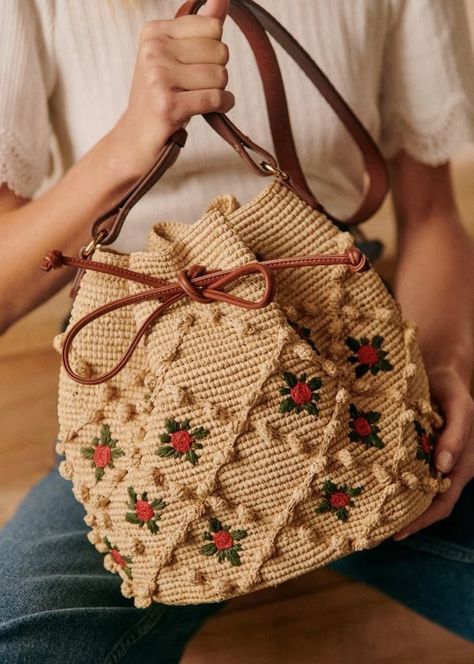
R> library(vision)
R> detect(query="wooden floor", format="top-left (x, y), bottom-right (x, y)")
top-left (1, 160), bottom-right (474, 661)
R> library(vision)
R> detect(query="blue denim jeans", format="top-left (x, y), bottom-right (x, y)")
top-left (0, 466), bottom-right (472, 663)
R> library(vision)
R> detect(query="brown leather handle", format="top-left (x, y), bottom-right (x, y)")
top-left (88, 0), bottom-right (389, 249)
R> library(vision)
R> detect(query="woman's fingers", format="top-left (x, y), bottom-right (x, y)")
top-left (393, 459), bottom-right (470, 540)
top-left (200, 0), bottom-right (230, 22)
top-left (434, 385), bottom-right (474, 475)
top-left (393, 370), bottom-right (474, 540)
top-left (171, 36), bottom-right (229, 65)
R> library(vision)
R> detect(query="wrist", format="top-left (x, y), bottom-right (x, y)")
top-left (108, 112), bottom-right (170, 182)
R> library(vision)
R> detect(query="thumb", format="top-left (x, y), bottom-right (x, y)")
top-left (200, 0), bottom-right (229, 23)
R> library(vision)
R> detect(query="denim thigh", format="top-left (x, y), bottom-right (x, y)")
top-left (0, 468), bottom-right (227, 664)
top-left (328, 479), bottom-right (474, 642)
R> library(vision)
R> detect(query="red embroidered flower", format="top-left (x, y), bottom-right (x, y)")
top-left (414, 420), bottom-right (435, 466)
top-left (420, 435), bottom-right (431, 455)
top-left (349, 404), bottom-right (384, 449)
top-left (126, 487), bottom-right (167, 534)
top-left (200, 518), bottom-right (248, 565)
top-left (103, 537), bottom-right (133, 579)
top-left (315, 480), bottom-right (364, 522)
top-left (329, 491), bottom-right (350, 508)
top-left (157, 418), bottom-right (209, 465)
top-left (346, 335), bottom-right (393, 378)
top-left (170, 430), bottom-right (193, 453)
top-left (357, 344), bottom-right (379, 366)
top-left (290, 381), bottom-right (313, 404)
top-left (135, 500), bottom-right (154, 522)
top-left (353, 417), bottom-right (372, 437)
top-left (111, 548), bottom-right (126, 568)
top-left (81, 424), bottom-right (125, 482)
top-left (213, 530), bottom-right (234, 550)
top-left (279, 372), bottom-right (322, 416)
top-left (93, 445), bottom-right (112, 468)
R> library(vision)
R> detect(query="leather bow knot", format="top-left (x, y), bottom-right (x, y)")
top-left (40, 247), bottom-right (368, 385)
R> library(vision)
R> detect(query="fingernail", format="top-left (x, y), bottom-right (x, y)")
top-left (437, 451), bottom-right (454, 473)
top-left (393, 532), bottom-right (410, 541)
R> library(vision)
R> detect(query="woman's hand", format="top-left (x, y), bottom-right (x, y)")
top-left (113, 0), bottom-right (233, 176)
top-left (387, 151), bottom-right (474, 540)
top-left (393, 367), bottom-right (474, 540)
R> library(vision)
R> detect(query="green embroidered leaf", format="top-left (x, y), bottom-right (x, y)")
top-left (209, 518), bottom-right (222, 533)
top-left (279, 387), bottom-right (291, 395)
top-left (279, 398), bottom-right (294, 414)
top-left (124, 567), bottom-right (133, 579)
top-left (227, 548), bottom-right (242, 566)
top-left (336, 508), bottom-right (349, 522)
top-left (414, 420), bottom-right (424, 436)
top-left (371, 435), bottom-right (384, 449)
top-left (349, 431), bottom-right (360, 443)
top-left (283, 371), bottom-right (297, 387)
top-left (151, 498), bottom-right (166, 510)
top-left (147, 520), bottom-right (159, 534)
top-left (349, 403), bottom-right (359, 419)
top-left (141, 491), bottom-right (148, 501)
top-left (192, 427), bottom-right (209, 439)
top-left (159, 433), bottom-right (171, 443)
top-left (366, 411), bottom-right (381, 423)
top-left (308, 377), bottom-right (322, 391)
top-left (95, 467), bottom-right (104, 482)
top-left (230, 529), bottom-right (248, 541)
top-left (127, 486), bottom-right (137, 504)
top-left (345, 337), bottom-right (360, 352)
top-left (348, 486), bottom-right (363, 497)
top-left (217, 550), bottom-right (226, 563)
top-left (372, 335), bottom-right (383, 348)
top-left (324, 479), bottom-right (337, 493)
top-left (360, 337), bottom-right (369, 345)
top-left (315, 502), bottom-right (330, 514)
top-left (370, 365), bottom-right (379, 375)
top-left (165, 418), bottom-right (179, 433)
top-left (194, 443), bottom-right (204, 450)
top-left (180, 419), bottom-right (190, 430)
top-left (188, 450), bottom-right (199, 466)
top-left (379, 359), bottom-right (393, 371)
top-left (348, 357), bottom-right (358, 364)
top-left (103, 536), bottom-right (112, 549)
top-left (125, 512), bottom-right (140, 524)
top-left (355, 364), bottom-right (369, 378)
top-left (299, 373), bottom-right (307, 383)
top-left (202, 532), bottom-right (212, 541)
top-left (123, 555), bottom-right (133, 565)
top-left (112, 448), bottom-right (125, 459)
top-left (157, 446), bottom-right (175, 458)
top-left (81, 447), bottom-right (94, 459)
top-left (200, 543), bottom-right (217, 556)
top-left (304, 402), bottom-right (319, 416)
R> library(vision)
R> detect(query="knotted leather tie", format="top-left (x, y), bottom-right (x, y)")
top-left (41, 248), bottom-right (368, 385)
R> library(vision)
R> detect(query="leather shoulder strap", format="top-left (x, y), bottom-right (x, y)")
top-left (90, 0), bottom-right (389, 248)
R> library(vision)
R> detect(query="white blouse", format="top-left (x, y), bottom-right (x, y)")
top-left (1, 0), bottom-right (474, 252)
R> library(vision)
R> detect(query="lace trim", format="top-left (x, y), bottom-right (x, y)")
top-left (0, 128), bottom-right (49, 198)
top-left (381, 95), bottom-right (474, 164)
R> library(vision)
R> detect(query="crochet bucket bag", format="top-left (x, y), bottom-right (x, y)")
top-left (41, 0), bottom-right (450, 608)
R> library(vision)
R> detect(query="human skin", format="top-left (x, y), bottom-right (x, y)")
top-left (0, 0), bottom-right (472, 538)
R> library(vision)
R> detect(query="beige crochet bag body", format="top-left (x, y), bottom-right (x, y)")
top-left (42, 0), bottom-right (449, 609)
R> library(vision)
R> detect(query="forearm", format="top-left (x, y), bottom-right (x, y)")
top-left (394, 209), bottom-right (474, 385)
top-left (0, 120), bottom-right (147, 333)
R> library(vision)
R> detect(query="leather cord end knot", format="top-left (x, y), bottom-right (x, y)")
top-left (41, 250), bottom-right (65, 272)
top-left (347, 247), bottom-right (370, 273)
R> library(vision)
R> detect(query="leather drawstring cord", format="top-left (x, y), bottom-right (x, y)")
top-left (41, 247), bottom-right (369, 385)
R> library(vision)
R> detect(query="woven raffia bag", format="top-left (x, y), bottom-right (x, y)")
top-left (42, 0), bottom-right (450, 608)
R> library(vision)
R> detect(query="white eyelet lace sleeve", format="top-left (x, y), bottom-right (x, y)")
top-left (379, 0), bottom-right (474, 164)
top-left (0, 0), bottom-right (55, 198)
